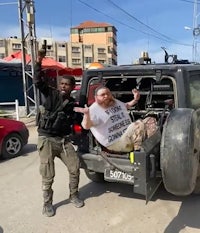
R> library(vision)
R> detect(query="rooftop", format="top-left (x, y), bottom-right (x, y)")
top-left (72, 20), bottom-right (112, 29)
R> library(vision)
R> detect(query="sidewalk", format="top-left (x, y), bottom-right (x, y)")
top-left (20, 116), bottom-right (36, 128)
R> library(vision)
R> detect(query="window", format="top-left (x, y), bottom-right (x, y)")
top-left (108, 58), bottom-right (112, 65)
top-left (83, 28), bottom-right (90, 33)
top-left (85, 57), bottom-right (93, 63)
top-left (0, 53), bottom-right (5, 59)
top-left (90, 28), bottom-right (98, 33)
top-left (72, 59), bottom-right (81, 65)
top-left (12, 43), bottom-right (21, 50)
top-left (107, 26), bottom-right (113, 32)
top-left (71, 28), bottom-right (78, 34)
top-left (108, 37), bottom-right (113, 43)
top-left (98, 48), bottom-right (105, 54)
top-left (97, 27), bottom-right (105, 32)
top-left (189, 74), bottom-right (200, 109)
top-left (108, 46), bottom-right (112, 53)
top-left (84, 45), bottom-right (92, 50)
top-left (58, 56), bottom-right (66, 62)
top-left (72, 47), bottom-right (80, 53)
top-left (47, 45), bottom-right (52, 50)
top-left (0, 40), bottom-right (5, 47)
top-left (98, 60), bottom-right (105, 64)
top-left (58, 43), bottom-right (66, 48)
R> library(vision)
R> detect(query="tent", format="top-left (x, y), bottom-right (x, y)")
top-left (3, 51), bottom-right (82, 76)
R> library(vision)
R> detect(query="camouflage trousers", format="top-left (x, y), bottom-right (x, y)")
top-left (107, 117), bottom-right (158, 152)
top-left (37, 136), bottom-right (80, 198)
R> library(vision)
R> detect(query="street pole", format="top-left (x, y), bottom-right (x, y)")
top-left (193, 0), bottom-right (200, 62)
top-left (18, 0), bottom-right (38, 116)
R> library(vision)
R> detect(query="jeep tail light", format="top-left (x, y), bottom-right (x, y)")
top-left (73, 124), bottom-right (82, 134)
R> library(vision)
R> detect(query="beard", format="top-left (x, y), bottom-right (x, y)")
top-left (97, 97), bottom-right (115, 108)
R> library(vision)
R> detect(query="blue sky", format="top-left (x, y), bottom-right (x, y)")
top-left (0, 0), bottom-right (197, 64)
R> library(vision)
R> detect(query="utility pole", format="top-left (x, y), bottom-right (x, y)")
top-left (18, 0), bottom-right (38, 116)
top-left (193, 0), bottom-right (200, 62)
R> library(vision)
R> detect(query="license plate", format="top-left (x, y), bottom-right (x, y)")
top-left (104, 168), bottom-right (134, 184)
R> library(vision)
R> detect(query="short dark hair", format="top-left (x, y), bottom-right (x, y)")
top-left (62, 75), bottom-right (76, 86)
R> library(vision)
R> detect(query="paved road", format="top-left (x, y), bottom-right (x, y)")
top-left (0, 126), bottom-right (200, 233)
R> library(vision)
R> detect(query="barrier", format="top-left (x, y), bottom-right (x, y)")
top-left (0, 99), bottom-right (19, 120)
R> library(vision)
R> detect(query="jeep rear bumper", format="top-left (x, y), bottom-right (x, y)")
top-left (79, 151), bottom-right (162, 203)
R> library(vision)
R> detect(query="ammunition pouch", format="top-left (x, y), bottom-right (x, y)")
top-left (52, 111), bottom-right (66, 131)
top-left (39, 110), bottom-right (72, 134)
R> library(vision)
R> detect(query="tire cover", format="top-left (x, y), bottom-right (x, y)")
top-left (160, 108), bottom-right (200, 196)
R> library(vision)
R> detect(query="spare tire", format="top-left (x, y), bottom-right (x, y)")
top-left (160, 108), bottom-right (200, 196)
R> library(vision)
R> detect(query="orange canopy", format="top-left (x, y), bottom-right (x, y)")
top-left (3, 51), bottom-right (82, 76)
top-left (4, 51), bottom-right (31, 63)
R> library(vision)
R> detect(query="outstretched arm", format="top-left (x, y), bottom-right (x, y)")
top-left (74, 106), bottom-right (94, 129)
top-left (125, 88), bottom-right (140, 109)
top-left (33, 50), bottom-right (49, 96)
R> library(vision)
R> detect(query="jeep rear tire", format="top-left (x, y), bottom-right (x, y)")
top-left (160, 108), bottom-right (200, 196)
top-left (85, 169), bottom-right (105, 183)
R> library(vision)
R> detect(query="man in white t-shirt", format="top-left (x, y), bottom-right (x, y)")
top-left (74, 86), bottom-right (156, 152)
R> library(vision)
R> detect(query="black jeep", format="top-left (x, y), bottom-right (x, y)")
top-left (72, 58), bottom-right (200, 202)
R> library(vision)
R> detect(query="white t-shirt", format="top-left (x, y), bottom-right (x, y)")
top-left (89, 99), bottom-right (132, 147)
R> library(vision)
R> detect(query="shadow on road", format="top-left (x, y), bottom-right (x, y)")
top-left (163, 194), bottom-right (200, 233)
top-left (0, 226), bottom-right (3, 233)
top-left (54, 180), bottom-right (144, 212)
top-left (80, 180), bottom-right (144, 200)
top-left (151, 183), bottom-right (200, 232)
top-left (22, 143), bottom-right (37, 155)
top-left (54, 178), bottom-right (200, 232)
top-left (0, 143), bottom-right (37, 163)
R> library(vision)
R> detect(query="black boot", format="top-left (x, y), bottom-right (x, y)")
top-left (42, 189), bottom-right (55, 217)
top-left (69, 193), bottom-right (84, 208)
top-left (42, 203), bottom-right (55, 217)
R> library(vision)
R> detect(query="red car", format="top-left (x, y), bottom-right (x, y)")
top-left (0, 118), bottom-right (29, 159)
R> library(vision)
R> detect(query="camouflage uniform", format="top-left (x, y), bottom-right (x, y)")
top-left (34, 61), bottom-right (84, 217)
top-left (107, 117), bottom-right (158, 152)
top-left (38, 136), bottom-right (80, 206)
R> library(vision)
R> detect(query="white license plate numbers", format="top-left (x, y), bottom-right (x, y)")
top-left (104, 168), bottom-right (134, 184)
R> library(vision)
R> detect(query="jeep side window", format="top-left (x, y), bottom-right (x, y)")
top-left (87, 79), bottom-right (102, 106)
top-left (189, 75), bottom-right (200, 109)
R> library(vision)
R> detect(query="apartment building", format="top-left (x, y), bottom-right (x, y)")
top-left (68, 21), bottom-right (117, 68)
top-left (0, 20), bottom-right (117, 69)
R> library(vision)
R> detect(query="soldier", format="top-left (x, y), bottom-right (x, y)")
top-left (34, 50), bottom-right (84, 217)
top-left (74, 86), bottom-right (158, 152)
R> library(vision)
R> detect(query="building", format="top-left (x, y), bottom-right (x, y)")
top-left (68, 21), bottom-right (117, 69)
top-left (0, 20), bottom-right (118, 69)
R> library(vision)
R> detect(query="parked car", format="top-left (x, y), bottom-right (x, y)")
top-left (0, 118), bottom-right (29, 159)
top-left (72, 55), bottom-right (200, 202)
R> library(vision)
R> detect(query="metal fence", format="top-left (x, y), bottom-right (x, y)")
top-left (0, 99), bottom-right (19, 120)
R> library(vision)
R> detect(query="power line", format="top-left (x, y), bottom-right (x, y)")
top-left (0, 2), bottom-right (17, 5)
top-left (107, 0), bottom-right (176, 43)
top-left (179, 0), bottom-right (200, 4)
top-left (77, 0), bottom-right (192, 47)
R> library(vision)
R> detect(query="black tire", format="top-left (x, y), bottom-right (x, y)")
top-left (85, 169), bottom-right (105, 183)
top-left (2, 133), bottom-right (23, 159)
top-left (193, 177), bottom-right (200, 194)
top-left (160, 108), bottom-right (200, 196)
top-left (193, 165), bottom-right (200, 194)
